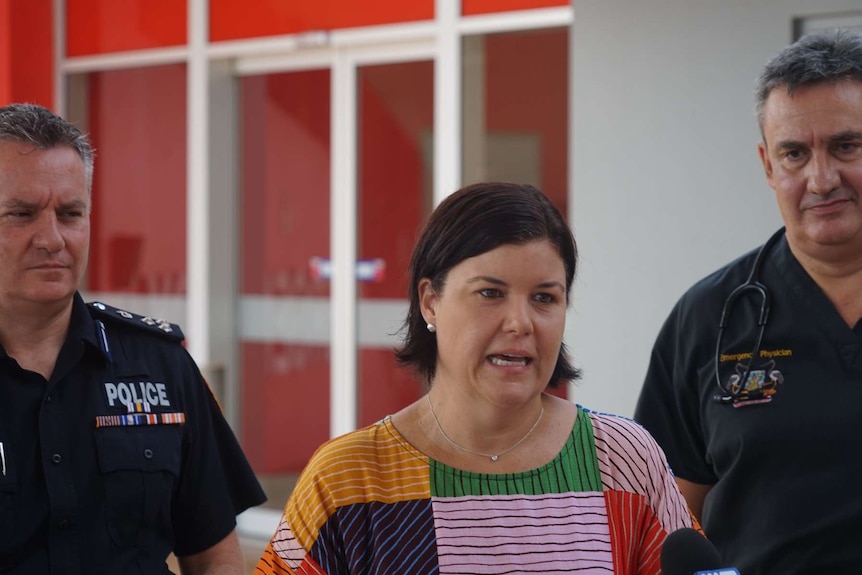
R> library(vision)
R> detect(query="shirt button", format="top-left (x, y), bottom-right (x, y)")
top-left (52, 453), bottom-right (62, 464)
top-left (143, 449), bottom-right (154, 459)
top-left (58, 519), bottom-right (71, 530)
top-left (44, 395), bottom-right (52, 403)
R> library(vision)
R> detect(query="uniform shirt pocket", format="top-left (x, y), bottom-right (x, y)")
top-left (95, 426), bottom-right (182, 548)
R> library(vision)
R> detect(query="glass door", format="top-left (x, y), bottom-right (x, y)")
top-left (355, 59), bottom-right (435, 426)
top-left (238, 67), bottom-right (332, 510)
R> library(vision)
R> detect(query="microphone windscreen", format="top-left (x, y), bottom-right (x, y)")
top-left (660, 527), bottom-right (723, 575)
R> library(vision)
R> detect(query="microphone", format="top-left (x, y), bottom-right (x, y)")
top-left (660, 527), bottom-right (741, 575)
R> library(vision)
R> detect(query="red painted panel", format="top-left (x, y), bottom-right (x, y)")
top-left (211, 0), bottom-right (433, 42)
top-left (463, 0), bottom-right (569, 16)
top-left (240, 71), bottom-right (331, 297)
top-left (0, 0), bottom-right (10, 105)
top-left (67, 0), bottom-right (185, 57)
top-left (1, 0), bottom-right (53, 108)
top-left (241, 342), bottom-right (331, 473)
top-left (86, 65), bottom-right (187, 293)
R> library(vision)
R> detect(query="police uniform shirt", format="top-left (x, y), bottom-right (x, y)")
top-left (0, 293), bottom-right (266, 574)
top-left (634, 234), bottom-right (862, 575)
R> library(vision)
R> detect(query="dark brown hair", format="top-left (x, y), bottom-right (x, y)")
top-left (395, 182), bottom-right (581, 387)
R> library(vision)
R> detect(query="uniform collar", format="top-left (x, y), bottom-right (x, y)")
top-left (0, 293), bottom-right (108, 370)
top-left (69, 292), bottom-right (110, 362)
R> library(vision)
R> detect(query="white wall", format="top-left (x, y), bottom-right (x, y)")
top-left (568, 0), bottom-right (862, 416)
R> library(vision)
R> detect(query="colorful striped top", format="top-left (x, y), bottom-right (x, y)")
top-left (255, 406), bottom-right (696, 574)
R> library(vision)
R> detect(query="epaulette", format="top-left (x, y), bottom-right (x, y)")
top-left (87, 301), bottom-right (185, 342)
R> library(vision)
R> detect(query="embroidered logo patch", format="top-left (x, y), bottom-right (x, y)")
top-left (725, 359), bottom-right (785, 408)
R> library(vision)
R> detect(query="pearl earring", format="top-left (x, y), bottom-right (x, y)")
top-left (426, 322), bottom-right (436, 333)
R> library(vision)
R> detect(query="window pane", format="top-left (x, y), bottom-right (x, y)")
top-left (462, 28), bottom-right (569, 212)
top-left (82, 64), bottom-right (187, 294)
top-left (239, 71), bottom-right (331, 507)
top-left (357, 60), bottom-right (434, 426)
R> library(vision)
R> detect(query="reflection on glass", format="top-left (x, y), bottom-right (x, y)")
top-left (80, 64), bottom-right (188, 294)
top-left (356, 60), bottom-right (434, 427)
top-left (462, 28), bottom-right (569, 213)
top-left (239, 71), bottom-right (331, 504)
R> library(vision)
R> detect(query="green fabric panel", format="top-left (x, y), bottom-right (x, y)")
top-left (429, 406), bottom-right (602, 497)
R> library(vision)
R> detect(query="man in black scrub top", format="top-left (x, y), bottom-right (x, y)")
top-left (635, 30), bottom-right (862, 575)
top-left (0, 103), bottom-right (266, 574)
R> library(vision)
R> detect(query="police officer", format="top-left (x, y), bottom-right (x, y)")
top-left (0, 103), bottom-right (266, 574)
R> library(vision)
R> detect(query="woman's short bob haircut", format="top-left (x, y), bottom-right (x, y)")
top-left (396, 182), bottom-right (581, 387)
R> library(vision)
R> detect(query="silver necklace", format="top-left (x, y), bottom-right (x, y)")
top-left (426, 394), bottom-right (544, 462)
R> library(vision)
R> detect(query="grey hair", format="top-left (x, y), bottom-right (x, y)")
top-left (755, 29), bottom-right (862, 132)
top-left (0, 103), bottom-right (94, 191)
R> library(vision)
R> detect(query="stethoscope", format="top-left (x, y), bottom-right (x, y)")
top-left (713, 227), bottom-right (786, 404)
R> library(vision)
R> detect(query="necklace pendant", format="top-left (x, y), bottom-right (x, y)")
top-left (490, 455), bottom-right (499, 462)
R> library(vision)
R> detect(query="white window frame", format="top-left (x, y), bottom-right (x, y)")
top-left (55, 0), bottom-right (573, 541)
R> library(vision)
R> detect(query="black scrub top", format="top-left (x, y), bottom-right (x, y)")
top-left (635, 233), bottom-right (862, 575)
top-left (0, 293), bottom-right (266, 574)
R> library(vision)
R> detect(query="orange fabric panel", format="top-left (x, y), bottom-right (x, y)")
top-left (254, 542), bottom-right (294, 575)
top-left (66, 0), bottom-right (185, 57)
top-left (210, 0), bottom-right (433, 42)
top-left (3, 0), bottom-right (53, 107)
top-left (463, 0), bottom-right (569, 16)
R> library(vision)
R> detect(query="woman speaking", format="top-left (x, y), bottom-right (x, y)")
top-left (256, 182), bottom-right (697, 574)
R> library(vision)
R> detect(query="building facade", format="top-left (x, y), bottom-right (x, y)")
top-left (1, 0), bottom-right (573, 533)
